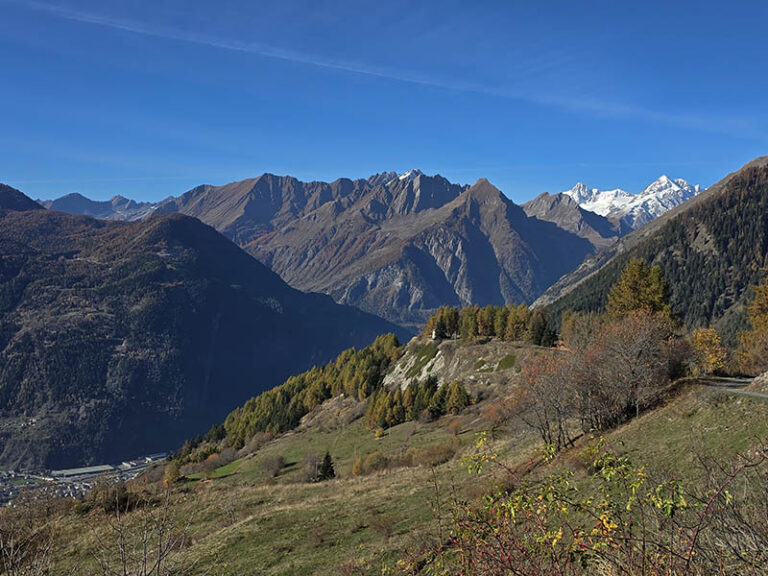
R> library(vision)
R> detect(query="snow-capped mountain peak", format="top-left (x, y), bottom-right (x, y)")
top-left (564, 183), bottom-right (632, 217)
top-left (564, 182), bottom-right (595, 204)
top-left (563, 174), bottom-right (701, 229)
top-left (397, 169), bottom-right (424, 182)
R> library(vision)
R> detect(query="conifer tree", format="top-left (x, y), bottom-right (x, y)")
top-left (445, 380), bottom-right (470, 414)
top-left (737, 270), bottom-right (768, 373)
top-left (527, 309), bottom-right (556, 347)
top-left (505, 304), bottom-right (531, 340)
top-left (459, 306), bottom-right (479, 340)
top-left (318, 451), bottom-right (335, 480)
top-left (607, 258), bottom-right (670, 317)
top-left (494, 307), bottom-right (509, 339)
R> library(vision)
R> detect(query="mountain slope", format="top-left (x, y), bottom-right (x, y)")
top-left (0, 187), bottom-right (406, 470)
top-left (0, 183), bottom-right (44, 212)
top-left (541, 157), bottom-right (768, 338)
top-left (38, 171), bottom-right (664, 330)
top-left (237, 177), bottom-right (595, 329)
top-left (40, 193), bottom-right (160, 220)
top-left (522, 192), bottom-right (625, 251)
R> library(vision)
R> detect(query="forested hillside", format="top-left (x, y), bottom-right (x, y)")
top-left (545, 157), bottom-right (768, 340)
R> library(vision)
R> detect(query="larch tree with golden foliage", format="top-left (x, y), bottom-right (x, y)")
top-left (607, 258), bottom-right (671, 317)
top-left (691, 327), bottom-right (727, 375)
top-left (737, 271), bottom-right (768, 374)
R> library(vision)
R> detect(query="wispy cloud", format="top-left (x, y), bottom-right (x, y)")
top-left (5, 0), bottom-right (766, 139)
top-left (6, 0), bottom-right (455, 89)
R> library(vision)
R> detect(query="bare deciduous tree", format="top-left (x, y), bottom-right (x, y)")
top-left (0, 494), bottom-right (56, 576)
top-left (91, 488), bottom-right (202, 576)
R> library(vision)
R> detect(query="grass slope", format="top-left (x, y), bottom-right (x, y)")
top-left (45, 373), bottom-right (768, 575)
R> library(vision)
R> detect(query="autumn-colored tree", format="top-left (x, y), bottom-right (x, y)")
top-left (459, 305), bottom-right (479, 340)
top-left (518, 352), bottom-right (574, 451)
top-left (607, 258), bottom-right (671, 317)
top-left (737, 271), bottom-right (768, 374)
top-left (691, 327), bottom-right (727, 375)
top-left (163, 460), bottom-right (181, 487)
top-left (588, 311), bottom-right (674, 420)
top-left (505, 304), bottom-right (531, 341)
top-left (494, 306), bottom-right (509, 338)
top-left (445, 380), bottom-right (470, 414)
top-left (559, 310), bottom-right (601, 351)
top-left (477, 305), bottom-right (497, 337)
top-left (424, 305), bottom-right (459, 338)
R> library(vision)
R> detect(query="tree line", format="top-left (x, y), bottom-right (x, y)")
top-left (224, 333), bottom-right (400, 447)
top-left (364, 376), bottom-right (470, 430)
top-left (423, 303), bottom-right (556, 346)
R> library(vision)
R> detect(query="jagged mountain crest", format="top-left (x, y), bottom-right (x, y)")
top-left (36, 169), bottom-right (700, 330)
top-left (563, 174), bottom-right (700, 229)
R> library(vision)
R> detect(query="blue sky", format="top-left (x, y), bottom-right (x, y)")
top-left (1, 0), bottom-right (767, 203)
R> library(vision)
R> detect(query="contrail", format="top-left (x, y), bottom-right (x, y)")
top-left (4, 0), bottom-right (765, 139)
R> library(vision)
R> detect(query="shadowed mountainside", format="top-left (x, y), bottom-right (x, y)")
top-left (0, 187), bottom-right (406, 470)
top-left (39, 173), bottom-right (607, 330)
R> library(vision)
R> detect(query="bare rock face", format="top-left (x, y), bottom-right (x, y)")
top-left (41, 172), bottom-right (602, 330)
top-left (522, 192), bottom-right (626, 251)
top-left (227, 175), bottom-right (596, 330)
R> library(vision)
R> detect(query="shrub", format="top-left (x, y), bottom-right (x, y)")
top-left (261, 454), bottom-right (285, 479)
top-left (496, 353), bottom-right (516, 371)
top-left (352, 456), bottom-right (364, 476)
top-left (163, 461), bottom-right (181, 487)
top-left (363, 450), bottom-right (389, 473)
top-left (407, 443), bottom-right (456, 467)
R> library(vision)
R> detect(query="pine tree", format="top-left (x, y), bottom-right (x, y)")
top-left (318, 451), bottom-right (335, 481)
top-left (494, 307), bottom-right (509, 339)
top-left (428, 382), bottom-right (448, 417)
top-left (527, 309), bottom-right (556, 347)
top-left (506, 304), bottom-right (531, 341)
top-left (478, 305), bottom-right (497, 337)
top-left (459, 306), bottom-right (479, 340)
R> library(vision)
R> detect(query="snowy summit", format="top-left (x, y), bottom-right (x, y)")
top-left (564, 175), bottom-right (701, 229)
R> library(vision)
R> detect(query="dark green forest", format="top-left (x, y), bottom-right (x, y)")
top-left (548, 164), bottom-right (768, 342)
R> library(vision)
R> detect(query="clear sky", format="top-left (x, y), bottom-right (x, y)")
top-left (1, 0), bottom-right (767, 203)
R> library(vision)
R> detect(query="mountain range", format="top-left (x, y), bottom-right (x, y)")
top-left (0, 184), bottom-right (405, 470)
top-left (37, 172), bottom-right (698, 330)
top-left (563, 175), bottom-right (701, 229)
